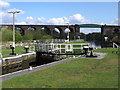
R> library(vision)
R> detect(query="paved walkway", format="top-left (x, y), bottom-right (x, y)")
top-left (0, 52), bottom-right (107, 82)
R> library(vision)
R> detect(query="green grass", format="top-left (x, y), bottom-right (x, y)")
top-left (2, 45), bottom-right (35, 57)
top-left (64, 41), bottom-right (87, 44)
top-left (2, 48), bottom-right (118, 88)
top-left (2, 47), bottom-right (28, 57)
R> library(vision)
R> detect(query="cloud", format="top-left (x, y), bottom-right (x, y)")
top-left (111, 18), bottom-right (118, 25)
top-left (25, 13), bottom-right (88, 25)
top-left (26, 16), bottom-right (69, 25)
top-left (0, 1), bottom-right (24, 24)
top-left (47, 17), bottom-right (68, 25)
top-left (15, 22), bottom-right (26, 25)
top-left (26, 16), bottom-right (33, 20)
top-left (26, 16), bottom-right (35, 24)
top-left (38, 17), bottom-right (46, 24)
top-left (69, 13), bottom-right (89, 24)
top-left (0, 12), bottom-right (13, 24)
top-left (0, 10), bottom-right (24, 24)
top-left (0, 0), bottom-right (10, 10)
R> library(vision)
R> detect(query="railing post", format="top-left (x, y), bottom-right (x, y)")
top-left (113, 42), bottom-right (114, 48)
top-left (60, 44), bottom-right (61, 53)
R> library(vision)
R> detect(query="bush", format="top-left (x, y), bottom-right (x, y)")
top-left (33, 29), bottom-right (44, 40)
top-left (42, 35), bottom-right (53, 39)
top-left (2, 28), bottom-right (13, 42)
top-left (22, 30), bottom-right (33, 41)
top-left (2, 28), bottom-right (53, 42)
top-left (2, 28), bottom-right (23, 42)
top-left (33, 29), bottom-right (53, 40)
top-left (15, 30), bottom-right (22, 42)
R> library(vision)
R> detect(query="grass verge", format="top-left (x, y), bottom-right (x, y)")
top-left (2, 48), bottom-right (118, 88)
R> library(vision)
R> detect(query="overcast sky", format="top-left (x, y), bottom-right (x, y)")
top-left (0, 0), bottom-right (118, 33)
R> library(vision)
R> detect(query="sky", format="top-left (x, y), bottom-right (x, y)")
top-left (0, 0), bottom-right (119, 33)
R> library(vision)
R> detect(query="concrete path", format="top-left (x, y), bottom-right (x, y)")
top-left (0, 52), bottom-right (107, 82)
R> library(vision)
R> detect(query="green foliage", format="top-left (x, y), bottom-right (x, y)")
top-left (15, 30), bottom-right (22, 42)
top-left (2, 28), bottom-right (13, 42)
top-left (42, 35), bottom-right (53, 39)
top-left (1, 28), bottom-right (54, 42)
top-left (0, 30), bottom-right (2, 42)
top-left (111, 32), bottom-right (120, 44)
top-left (2, 28), bottom-right (23, 42)
top-left (22, 30), bottom-right (33, 41)
top-left (86, 32), bottom-right (101, 41)
top-left (80, 33), bottom-right (86, 39)
top-left (33, 29), bottom-right (49, 40)
top-left (33, 29), bottom-right (41, 40)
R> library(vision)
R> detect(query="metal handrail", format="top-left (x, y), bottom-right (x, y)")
top-left (0, 53), bottom-right (3, 65)
top-left (113, 42), bottom-right (120, 48)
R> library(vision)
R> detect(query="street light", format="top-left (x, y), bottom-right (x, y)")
top-left (104, 36), bottom-right (108, 48)
top-left (104, 36), bottom-right (108, 42)
top-left (65, 22), bottom-right (70, 42)
top-left (8, 11), bottom-right (20, 48)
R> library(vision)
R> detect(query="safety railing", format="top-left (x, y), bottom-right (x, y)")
top-left (113, 42), bottom-right (120, 48)
top-left (35, 43), bottom-right (90, 54)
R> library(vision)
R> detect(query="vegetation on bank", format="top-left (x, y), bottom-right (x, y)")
top-left (2, 48), bottom-right (118, 88)
top-left (80, 32), bottom-right (120, 45)
top-left (65, 41), bottom-right (87, 44)
top-left (1, 28), bottom-right (53, 43)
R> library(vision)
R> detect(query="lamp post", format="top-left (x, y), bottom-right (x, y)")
top-left (65, 22), bottom-right (70, 42)
top-left (104, 36), bottom-right (108, 42)
top-left (104, 36), bottom-right (108, 48)
top-left (8, 11), bottom-right (20, 48)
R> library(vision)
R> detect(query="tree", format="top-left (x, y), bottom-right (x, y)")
top-left (22, 30), bottom-right (33, 41)
top-left (2, 28), bottom-right (13, 42)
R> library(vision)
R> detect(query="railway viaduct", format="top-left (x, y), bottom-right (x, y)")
top-left (0, 24), bottom-right (120, 40)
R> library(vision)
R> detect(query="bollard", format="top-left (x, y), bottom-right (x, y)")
top-left (73, 56), bottom-right (75, 58)
top-left (29, 66), bottom-right (33, 71)
top-left (83, 46), bottom-right (89, 56)
top-left (89, 47), bottom-right (94, 57)
top-left (24, 46), bottom-right (29, 53)
top-left (10, 46), bottom-right (16, 55)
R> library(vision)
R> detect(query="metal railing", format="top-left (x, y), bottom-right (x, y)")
top-left (113, 42), bottom-right (120, 48)
top-left (35, 43), bottom-right (89, 53)
top-left (0, 53), bottom-right (3, 65)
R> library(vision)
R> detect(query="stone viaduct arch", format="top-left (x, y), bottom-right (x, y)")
top-left (1, 24), bottom-right (120, 42)
top-left (0, 25), bottom-right (80, 39)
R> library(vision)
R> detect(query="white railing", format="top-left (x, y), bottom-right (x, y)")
top-left (29, 46), bottom-right (35, 52)
top-left (70, 39), bottom-right (84, 42)
top-left (0, 53), bottom-right (3, 65)
top-left (36, 43), bottom-right (89, 53)
top-left (113, 42), bottom-right (120, 48)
